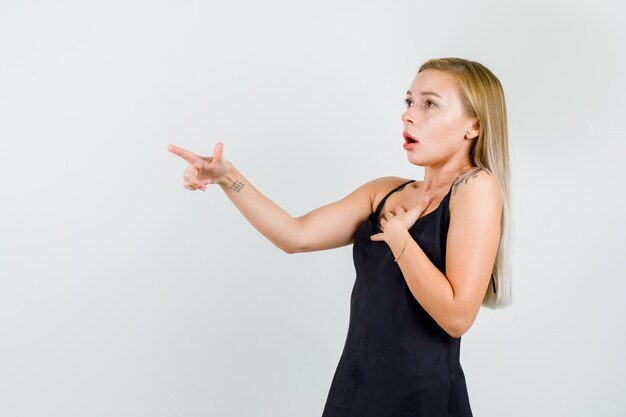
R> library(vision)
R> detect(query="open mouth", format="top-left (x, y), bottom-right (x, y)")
top-left (404, 132), bottom-right (418, 143)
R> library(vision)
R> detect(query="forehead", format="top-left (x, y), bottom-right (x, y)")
top-left (407, 69), bottom-right (460, 100)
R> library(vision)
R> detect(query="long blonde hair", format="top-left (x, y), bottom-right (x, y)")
top-left (418, 57), bottom-right (512, 308)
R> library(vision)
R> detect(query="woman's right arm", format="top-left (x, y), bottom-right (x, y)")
top-left (214, 162), bottom-right (303, 252)
top-left (168, 142), bottom-right (386, 254)
top-left (216, 162), bottom-right (382, 253)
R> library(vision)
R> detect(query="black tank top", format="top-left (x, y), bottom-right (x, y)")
top-left (322, 178), bottom-right (490, 416)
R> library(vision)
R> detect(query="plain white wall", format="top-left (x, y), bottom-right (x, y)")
top-left (1, 0), bottom-right (625, 416)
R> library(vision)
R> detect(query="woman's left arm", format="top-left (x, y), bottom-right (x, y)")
top-left (389, 171), bottom-right (502, 338)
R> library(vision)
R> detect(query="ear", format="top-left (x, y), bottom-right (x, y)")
top-left (465, 118), bottom-right (480, 140)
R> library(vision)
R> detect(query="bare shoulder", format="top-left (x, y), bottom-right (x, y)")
top-left (369, 176), bottom-right (415, 212)
top-left (449, 167), bottom-right (501, 214)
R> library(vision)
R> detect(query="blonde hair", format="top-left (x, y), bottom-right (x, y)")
top-left (418, 57), bottom-right (512, 308)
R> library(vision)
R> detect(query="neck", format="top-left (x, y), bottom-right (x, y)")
top-left (421, 163), bottom-right (475, 192)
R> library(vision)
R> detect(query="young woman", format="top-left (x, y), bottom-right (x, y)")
top-left (168, 57), bottom-right (511, 417)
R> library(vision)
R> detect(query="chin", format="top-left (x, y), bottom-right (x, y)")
top-left (406, 153), bottom-right (427, 166)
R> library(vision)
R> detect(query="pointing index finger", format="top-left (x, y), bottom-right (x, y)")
top-left (167, 144), bottom-right (200, 164)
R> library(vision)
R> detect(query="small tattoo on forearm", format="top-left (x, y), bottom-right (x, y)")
top-left (230, 180), bottom-right (245, 193)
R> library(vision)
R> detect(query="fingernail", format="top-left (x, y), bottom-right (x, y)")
top-left (423, 195), bottom-right (430, 202)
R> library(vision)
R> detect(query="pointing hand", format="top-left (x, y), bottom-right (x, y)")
top-left (167, 142), bottom-right (231, 191)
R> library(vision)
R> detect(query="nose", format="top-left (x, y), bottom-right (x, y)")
top-left (401, 108), bottom-right (414, 125)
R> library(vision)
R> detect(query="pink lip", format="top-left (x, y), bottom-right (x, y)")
top-left (403, 132), bottom-right (419, 143)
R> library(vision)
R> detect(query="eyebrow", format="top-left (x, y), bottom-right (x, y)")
top-left (406, 90), bottom-right (443, 99)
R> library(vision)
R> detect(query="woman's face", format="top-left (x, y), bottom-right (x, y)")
top-left (401, 69), bottom-right (479, 166)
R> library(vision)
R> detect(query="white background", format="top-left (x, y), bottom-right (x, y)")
top-left (1, 0), bottom-right (625, 416)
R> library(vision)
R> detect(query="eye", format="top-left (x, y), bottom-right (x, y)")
top-left (404, 98), bottom-right (437, 108)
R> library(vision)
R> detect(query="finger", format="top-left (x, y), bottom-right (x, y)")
top-left (168, 144), bottom-right (201, 164)
top-left (184, 164), bottom-right (206, 184)
top-left (184, 168), bottom-right (200, 185)
top-left (192, 177), bottom-right (207, 190)
top-left (196, 159), bottom-right (205, 180)
top-left (213, 142), bottom-right (224, 162)
top-left (411, 196), bottom-right (432, 212)
top-left (395, 206), bottom-right (406, 215)
top-left (370, 233), bottom-right (383, 241)
top-left (184, 180), bottom-right (206, 191)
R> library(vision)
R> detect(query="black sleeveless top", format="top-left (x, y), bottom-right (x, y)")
top-left (321, 178), bottom-right (492, 417)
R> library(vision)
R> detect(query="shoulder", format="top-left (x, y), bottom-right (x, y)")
top-left (368, 176), bottom-right (414, 212)
top-left (449, 167), bottom-right (502, 217)
top-left (347, 176), bottom-right (415, 215)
